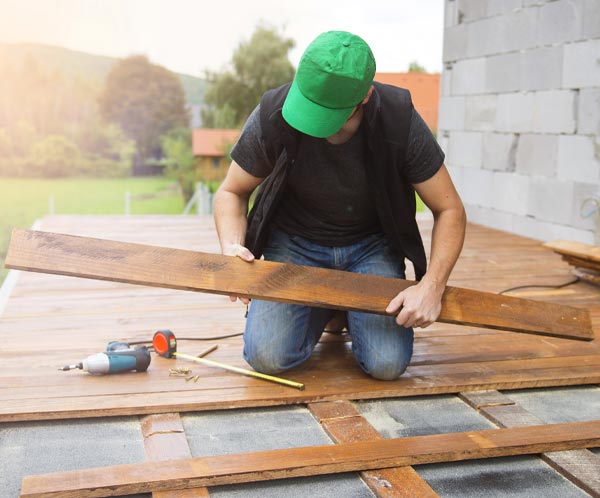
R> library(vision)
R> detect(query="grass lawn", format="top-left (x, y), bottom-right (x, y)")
top-left (0, 177), bottom-right (185, 283)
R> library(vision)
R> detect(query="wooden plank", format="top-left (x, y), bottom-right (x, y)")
top-left (544, 240), bottom-right (600, 264)
top-left (308, 401), bottom-right (439, 498)
top-left (5, 229), bottom-right (594, 341)
top-left (457, 390), bottom-right (516, 410)
top-left (563, 255), bottom-right (600, 272)
top-left (460, 390), bottom-right (600, 497)
top-left (573, 268), bottom-right (600, 287)
top-left (20, 420), bottom-right (600, 498)
top-left (139, 413), bottom-right (209, 498)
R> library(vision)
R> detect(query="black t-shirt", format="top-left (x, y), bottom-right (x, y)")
top-left (231, 104), bottom-right (444, 247)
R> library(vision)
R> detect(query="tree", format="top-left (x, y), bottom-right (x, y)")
top-left (162, 128), bottom-right (196, 202)
top-left (99, 55), bottom-right (189, 166)
top-left (408, 60), bottom-right (427, 73)
top-left (202, 25), bottom-right (295, 128)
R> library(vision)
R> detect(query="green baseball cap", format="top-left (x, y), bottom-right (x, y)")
top-left (282, 31), bottom-right (376, 138)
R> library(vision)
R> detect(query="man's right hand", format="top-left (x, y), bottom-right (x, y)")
top-left (223, 243), bottom-right (255, 304)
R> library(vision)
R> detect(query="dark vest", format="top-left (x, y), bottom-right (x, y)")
top-left (246, 81), bottom-right (427, 280)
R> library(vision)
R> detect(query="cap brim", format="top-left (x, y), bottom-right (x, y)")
top-left (282, 78), bottom-right (356, 138)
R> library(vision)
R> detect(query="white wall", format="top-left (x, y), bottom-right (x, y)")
top-left (440, 0), bottom-right (600, 244)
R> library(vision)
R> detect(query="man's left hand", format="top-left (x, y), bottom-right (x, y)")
top-left (385, 280), bottom-right (444, 328)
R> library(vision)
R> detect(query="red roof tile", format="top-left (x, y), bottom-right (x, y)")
top-left (192, 129), bottom-right (240, 157)
top-left (374, 72), bottom-right (440, 131)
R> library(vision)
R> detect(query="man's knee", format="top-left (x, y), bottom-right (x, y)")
top-left (363, 355), bottom-right (410, 380)
top-left (244, 342), bottom-right (304, 375)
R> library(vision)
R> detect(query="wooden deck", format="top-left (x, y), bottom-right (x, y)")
top-left (0, 215), bottom-right (598, 422)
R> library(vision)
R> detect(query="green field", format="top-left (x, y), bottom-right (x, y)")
top-left (0, 177), bottom-right (185, 282)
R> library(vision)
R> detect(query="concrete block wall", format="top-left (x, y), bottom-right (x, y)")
top-left (440, 0), bottom-right (600, 244)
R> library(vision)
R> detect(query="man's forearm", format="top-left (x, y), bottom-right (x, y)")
top-left (421, 206), bottom-right (466, 290)
top-left (213, 189), bottom-right (250, 253)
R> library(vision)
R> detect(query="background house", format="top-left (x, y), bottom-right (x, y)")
top-left (375, 72), bottom-right (440, 132)
top-left (192, 128), bottom-right (240, 182)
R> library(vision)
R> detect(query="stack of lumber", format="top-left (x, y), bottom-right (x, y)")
top-left (544, 240), bottom-right (600, 286)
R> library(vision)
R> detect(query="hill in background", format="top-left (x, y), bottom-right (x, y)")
top-left (0, 42), bottom-right (207, 108)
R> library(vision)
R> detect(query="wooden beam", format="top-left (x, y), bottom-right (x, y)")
top-left (140, 413), bottom-right (209, 498)
top-left (5, 229), bottom-right (594, 341)
top-left (308, 401), bottom-right (439, 498)
top-left (20, 420), bottom-right (600, 498)
top-left (460, 391), bottom-right (600, 497)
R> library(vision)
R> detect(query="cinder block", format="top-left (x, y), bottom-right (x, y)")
top-left (583, 0), bottom-right (600, 38)
top-left (446, 164), bottom-right (464, 194)
top-left (443, 24), bottom-right (468, 62)
top-left (519, 46), bottom-right (563, 91)
top-left (466, 95), bottom-right (497, 131)
top-left (563, 39), bottom-right (600, 89)
top-left (438, 96), bottom-right (466, 131)
top-left (441, 68), bottom-right (453, 97)
top-left (483, 132), bottom-right (517, 171)
top-left (532, 90), bottom-right (576, 133)
top-left (527, 177), bottom-right (574, 224)
top-left (515, 134), bottom-right (559, 177)
top-left (452, 57), bottom-right (486, 95)
top-left (460, 167), bottom-right (495, 207)
top-left (457, 0), bottom-right (488, 22)
top-left (468, 206), bottom-right (515, 232)
top-left (512, 214), bottom-right (595, 244)
top-left (557, 135), bottom-right (600, 183)
top-left (492, 172), bottom-right (530, 215)
top-left (578, 89), bottom-right (600, 135)
top-left (447, 131), bottom-right (484, 168)
top-left (438, 132), bottom-right (450, 158)
top-left (495, 92), bottom-right (534, 132)
top-left (445, 0), bottom-right (459, 27)
top-left (467, 16), bottom-right (506, 57)
top-left (487, 0), bottom-right (523, 16)
top-left (571, 181), bottom-right (600, 230)
top-left (522, 0), bottom-right (555, 6)
top-left (486, 52), bottom-right (521, 93)
top-left (538, 0), bottom-right (583, 46)
top-left (503, 7), bottom-right (540, 53)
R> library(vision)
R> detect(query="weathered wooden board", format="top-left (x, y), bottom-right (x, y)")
top-left (460, 390), bottom-right (600, 497)
top-left (20, 420), bottom-right (600, 498)
top-left (5, 229), bottom-right (594, 340)
top-left (140, 413), bottom-right (209, 498)
top-left (308, 400), bottom-right (438, 498)
top-left (544, 240), bottom-right (600, 264)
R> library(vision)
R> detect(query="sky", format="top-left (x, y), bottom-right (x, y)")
top-left (0, 0), bottom-right (445, 77)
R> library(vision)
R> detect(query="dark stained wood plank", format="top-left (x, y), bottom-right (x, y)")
top-left (308, 401), bottom-right (439, 498)
top-left (20, 420), bottom-right (600, 498)
top-left (140, 413), bottom-right (209, 498)
top-left (5, 229), bottom-right (594, 341)
top-left (461, 390), bottom-right (600, 497)
top-left (544, 240), bottom-right (600, 264)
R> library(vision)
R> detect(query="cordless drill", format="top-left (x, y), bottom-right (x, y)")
top-left (60, 342), bottom-right (151, 374)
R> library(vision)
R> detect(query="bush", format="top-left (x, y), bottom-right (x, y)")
top-left (29, 135), bottom-right (82, 177)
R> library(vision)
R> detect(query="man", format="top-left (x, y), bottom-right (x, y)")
top-left (214, 30), bottom-right (466, 380)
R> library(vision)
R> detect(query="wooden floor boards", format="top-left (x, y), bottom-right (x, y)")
top-left (19, 420), bottom-right (600, 498)
top-left (0, 215), bottom-right (599, 422)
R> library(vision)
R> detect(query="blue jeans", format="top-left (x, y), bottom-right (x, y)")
top-left (243, 230), bottom-right (414, 380)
